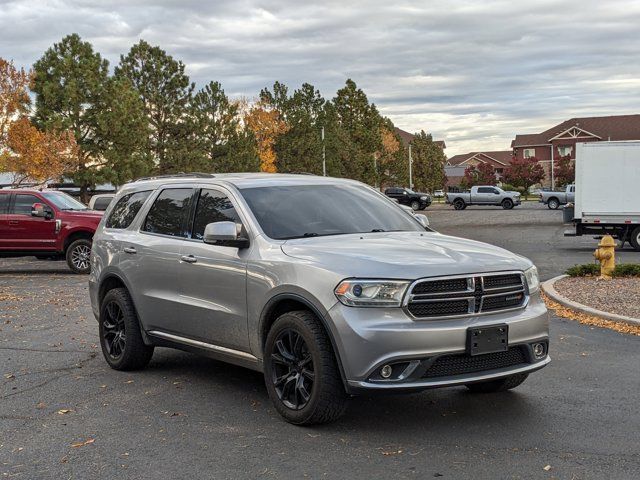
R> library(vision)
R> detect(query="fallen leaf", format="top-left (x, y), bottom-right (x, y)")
top-left (543, 465), bottom-right (552, 471)
top-left (71, 438), bottom-right (95, 448)
top-left (57, 409), bottom-right (72, 415)
top-left (4, 373), bottom-right (15, 379)
top-left (36, 402), bottom-right (46, 409)
top-left (124, 380), bottom-right (134, 384)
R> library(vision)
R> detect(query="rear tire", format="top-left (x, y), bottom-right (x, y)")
top-left (629, 226), bottom-right (640, 251)
top-left (547, 198), bottom-right (560, 210)
top-left (453, 199), bottom-right (466, 210)
top-left (502, 198), bottom-right (514, 210)
top-left (264, 310), bottom-right (348, 425)
top-left (66, 238), bottom-right (92, 274)
top-left (99, 288), bottom-right (154, 371)
top-left (465, 373), bottom-right (528, 393)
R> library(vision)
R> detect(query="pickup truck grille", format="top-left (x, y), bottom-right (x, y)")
top-left (405, 272), bottom-right (527, 319)
top-left (421, 347), bottom-right (528, 378)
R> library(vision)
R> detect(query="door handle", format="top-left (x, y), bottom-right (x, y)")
top-left (123, 247), bottom-right (137, 254)
top-left (180, 255), bottom-right (197, 264)
top-left (8, 220), bottom-right (19, 225)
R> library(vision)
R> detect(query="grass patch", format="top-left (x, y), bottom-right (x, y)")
top-left (565, 263), bottom-right (640, 277)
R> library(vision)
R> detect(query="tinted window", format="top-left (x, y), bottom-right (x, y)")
top-left (239, 184), bottom-right (424, 240)
top-left (106, 191), bottom-right (151, 229)
top-left (192, 189), bottom-right (241, 240)
top-left (12, 194), bottom-right (41, 215)
top-left (93, 197), bottom-right (113, 211)
top-left (0, 194), bottom-right (9, 214)
top-left (143, 188), bottom-right (193, 237)
top-left (477, 187), bottom-right (492, 193)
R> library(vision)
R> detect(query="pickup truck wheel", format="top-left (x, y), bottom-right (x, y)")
top-left (465, 373), bottom-right (528, 393)
top-left (410, 200), bottom-right (420, 211)
top-left (453, 199), bottom-right (466, 210)
top-left (629, 227), bottom-right (640, 251)
top-left (99, 288), bottom-right (154, 370)
top-left (501, 198), bottom-right (514, 210)
top-left (66, 239), bottom-right (92, 274)
top-left (547, 198), bottom-right (560, 210)
top-left (264, 310), bottom-right (348, 425)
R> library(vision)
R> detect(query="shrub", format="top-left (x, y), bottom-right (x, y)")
top-left (565, 263), bottom-right (640, 277)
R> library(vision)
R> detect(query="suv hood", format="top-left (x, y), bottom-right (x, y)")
top-left (281, 231), bottom-right (531, 278)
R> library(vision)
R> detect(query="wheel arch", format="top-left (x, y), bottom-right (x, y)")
top-left (63, 229), bottom-right (94, 252)
top-left (259, 293), bottom-right (349, 392)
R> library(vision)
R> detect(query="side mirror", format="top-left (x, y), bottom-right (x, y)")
top-left (203, 221), bottom-right (249, 248)
top-left (31, 203), bottom-right (51, 219)
top-left (414, 213), bottom-right (430, 228)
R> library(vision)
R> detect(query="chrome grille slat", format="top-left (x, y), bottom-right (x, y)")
top-left (405, 272), bottom-right (527, 319)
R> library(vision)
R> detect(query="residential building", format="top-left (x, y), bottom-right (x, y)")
top-left (511, 114), bottom-right (640, 187)
top-left (394, 127), bottom-right (446, 150)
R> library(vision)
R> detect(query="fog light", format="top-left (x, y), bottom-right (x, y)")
top-left (533, 343), bottom-right (546, 358)
top-left (380, 364), bottom-right (393, 378)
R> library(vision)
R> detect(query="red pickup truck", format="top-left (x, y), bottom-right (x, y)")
top-left (0, 190), bottom-right (103, 273)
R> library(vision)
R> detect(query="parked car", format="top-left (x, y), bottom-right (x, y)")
top-left (384, 187), bottom-right (431, 210)
top-left (0, 189), bottom-right (103, 273)
top-left (539, 185), bottom-right (575, 210)
top-left (433, 189), bottom-right (445, 198)
top-left (89, 193), bottom-right (115, 211)
top-left (446, 186), bottom-right (521, 210)
top-left (89, 173), bottom-right (549, 425)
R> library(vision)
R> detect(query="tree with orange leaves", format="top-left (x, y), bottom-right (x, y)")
top-left (244, 100), bottom-right (289, 173)
top-left (2, 117), bottom-right (78, 186)
top-left (0, 58), bottom-right (31, 145)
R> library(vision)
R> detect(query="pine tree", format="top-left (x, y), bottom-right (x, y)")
top-left (410, 131), bottom-right (447, 193)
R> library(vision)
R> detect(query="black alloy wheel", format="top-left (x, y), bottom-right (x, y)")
top-left (270, 328), bottom-right (315, 410)
top-left (102, 300), bottom-right (126, 360)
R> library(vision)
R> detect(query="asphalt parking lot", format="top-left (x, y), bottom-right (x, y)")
top-left (1, 202), bottom-right (639, 479)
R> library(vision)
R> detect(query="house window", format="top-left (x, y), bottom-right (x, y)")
top-left (557, 145), bottom-right (572, 157)
top-left (523, 148), bottom-right (535, 158)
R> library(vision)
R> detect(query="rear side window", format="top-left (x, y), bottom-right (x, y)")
top-left (477, 187), bottom-right (492, 193)
top-left (12, 194), bottom-right (41, 215)
top-left (191, 189), bottom-right (241, 240)
top-left (93, 197), bottom-right (113, 211)
top-left (0, 194), bottom-right (9, 214)
top-left (105, 191), bottom-right (151, 229)
top-left (142, 188), bottom-right (193, 237)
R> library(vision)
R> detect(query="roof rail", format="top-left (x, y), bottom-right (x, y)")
top-left (134, 172), bottom-right (215, 182)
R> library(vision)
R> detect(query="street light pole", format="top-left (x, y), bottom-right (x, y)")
top-left (408, 144), bottom-right (413, 189)
top-left (321, 126), bottom-right (326, 176)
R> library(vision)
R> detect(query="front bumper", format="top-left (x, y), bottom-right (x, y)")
top-left (325, 293), bottom-right (549, 394)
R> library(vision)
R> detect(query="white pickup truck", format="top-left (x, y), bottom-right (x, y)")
top-left (446, 186), bottom-right (521, 210)
top-left (539, 185), bottom-right (575, 210)
top-left (565, 141), bottom-right (640, 250)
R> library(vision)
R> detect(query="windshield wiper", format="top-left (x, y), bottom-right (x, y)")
top-left (370, 229), bottom-right (385, 232)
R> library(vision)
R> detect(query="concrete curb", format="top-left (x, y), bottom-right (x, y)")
top-left (541, 275), bottom-right (640, 326)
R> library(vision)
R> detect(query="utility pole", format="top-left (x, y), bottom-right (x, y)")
top-left (321, 126), bottom-right (326, 176)
top-left (374, 155), bottom-right (378, 189)
top-left (550, 144), bottom-right (555, 190)
top-left (409, 144), bottom-right (413, 189)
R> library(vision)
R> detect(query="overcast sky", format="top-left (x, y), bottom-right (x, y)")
top-left (2, 0), bottom-right (640, 155)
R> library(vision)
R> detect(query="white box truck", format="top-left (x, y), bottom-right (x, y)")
top-left (565, 141), bottom-right (640, 250)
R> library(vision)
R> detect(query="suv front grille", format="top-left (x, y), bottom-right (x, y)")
top-left (406, 272), bottom-right (526, 319)
top-left (421, 347), bottom-right (527, 378)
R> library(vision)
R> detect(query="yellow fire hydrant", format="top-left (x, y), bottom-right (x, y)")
top-left (593, 235), bottom-right (616, 279)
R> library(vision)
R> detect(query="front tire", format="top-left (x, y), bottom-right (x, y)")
top-left (264, 310), bottom-right (348, 425)
top-left (465, 373), bottom-right (528, 393)
top-left (547, 198), bottom-right (560, 210)
top-left (410, 200), bottom-right (420, 211)
top-left (66, 238), bottom-right (92, 274)
top-left (502, 198), bottom-right (514, 210)
top-left (99, 288), bottom-right (154, 371)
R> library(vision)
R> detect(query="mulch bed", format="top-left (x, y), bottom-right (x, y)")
top-left (553, 276), bottom-right (640, 319)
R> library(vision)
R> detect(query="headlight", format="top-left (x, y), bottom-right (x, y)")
top-left (420, 195), bottom-right (428, 200)
top-left (524, 266), bottom-right (540, 293)
top-left (335, 279), bottom-right (410, 307)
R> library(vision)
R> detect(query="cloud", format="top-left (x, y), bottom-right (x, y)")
top-left (2, 0), bottom-right (639, 155)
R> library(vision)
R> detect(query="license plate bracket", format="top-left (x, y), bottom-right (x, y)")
top-left (467, 324), bottom-right (508, 356)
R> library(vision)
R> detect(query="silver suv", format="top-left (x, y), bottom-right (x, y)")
top-left (89, 173), bottom-right (549, 424)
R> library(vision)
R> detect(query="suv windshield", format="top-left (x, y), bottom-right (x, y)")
top-left (41, 191), bottom-right (88, 211)
top-left (239, 184), bottom-right (424, 240)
